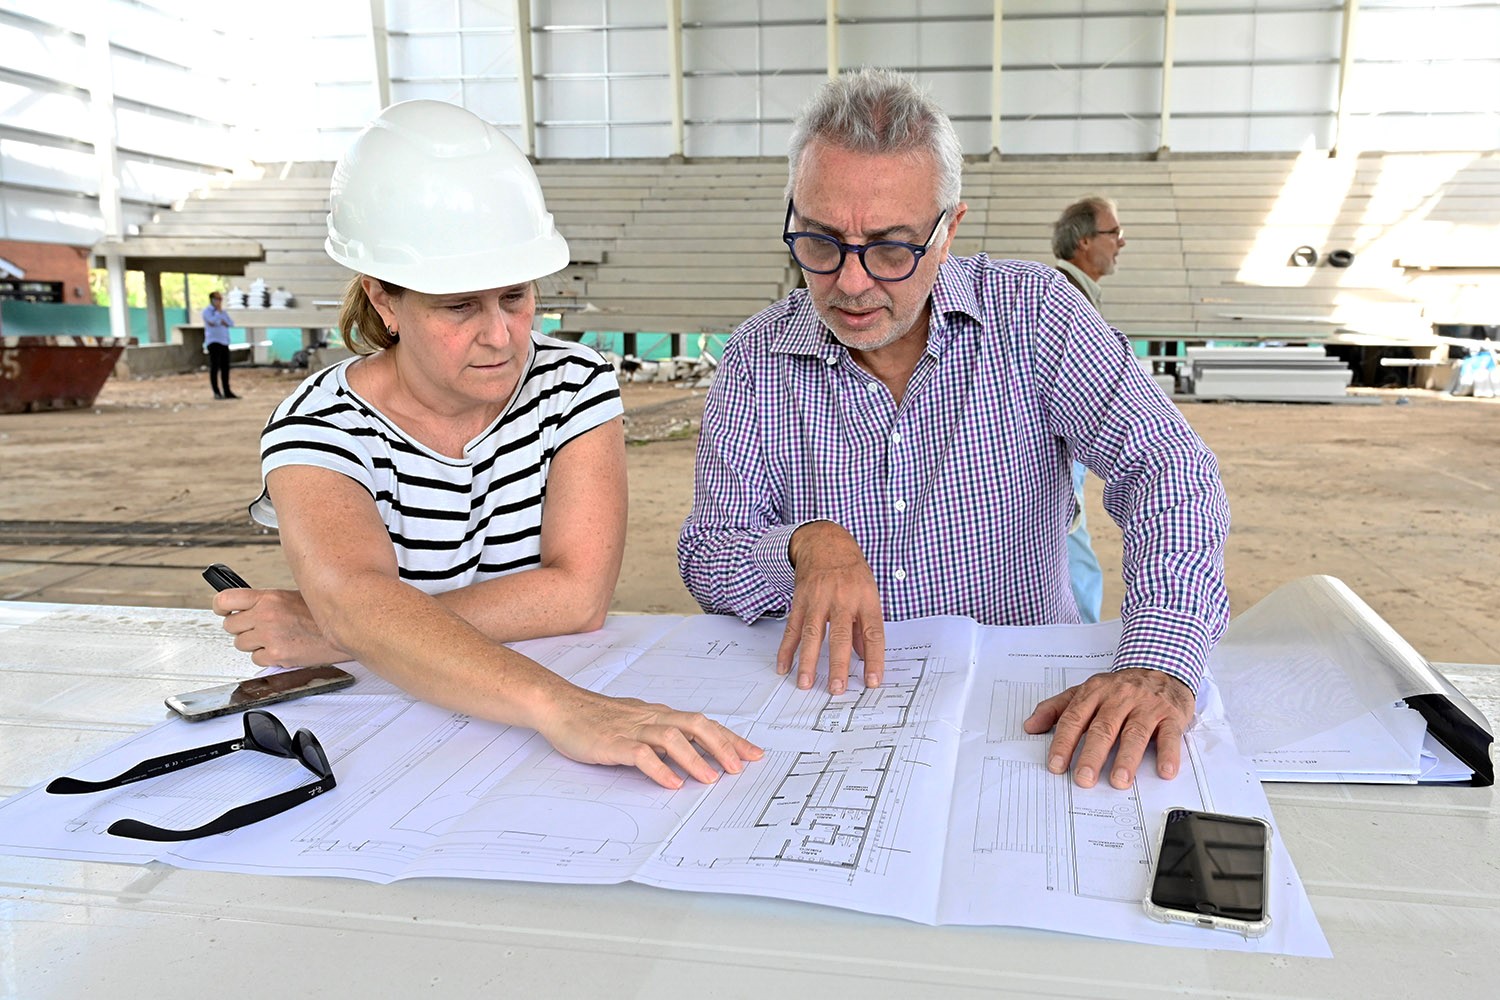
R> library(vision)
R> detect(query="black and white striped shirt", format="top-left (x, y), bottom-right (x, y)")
top-left (251, 333), bottom-right (623, 594)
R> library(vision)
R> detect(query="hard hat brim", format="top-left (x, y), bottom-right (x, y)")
top-left (326, 230), bottom-right (571, 295)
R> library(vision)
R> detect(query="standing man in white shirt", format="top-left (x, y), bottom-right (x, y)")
top-left (1053, 196), bottom-right (1127, 623)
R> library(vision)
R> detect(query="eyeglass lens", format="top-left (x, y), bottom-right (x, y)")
top-left (246, 710), bottom-right (329, 777)
top-left (789, 236), bottom-right (922, 280)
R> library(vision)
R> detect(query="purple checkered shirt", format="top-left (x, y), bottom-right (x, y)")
top-left (678, 254), bottom-right (1231, 693)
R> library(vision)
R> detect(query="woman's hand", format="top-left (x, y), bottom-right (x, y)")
top-left (213, 587), bottom-right (350, 667)
top-left (534, 686), bottom-right (763, 790)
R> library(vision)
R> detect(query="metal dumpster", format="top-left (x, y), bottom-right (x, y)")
top-left (0, 336), bottom-right (129, 414)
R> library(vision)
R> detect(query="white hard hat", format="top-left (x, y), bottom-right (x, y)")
top-left (325, 100), bottom-right (569, 294)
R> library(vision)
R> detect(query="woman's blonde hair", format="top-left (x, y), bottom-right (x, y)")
top-left (338, 275), bottom-right (404, 354)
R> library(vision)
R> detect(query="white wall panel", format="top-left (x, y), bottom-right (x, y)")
top-left (539, 0), bottom-right (606, 25)
top-left (387, 2), bottom-right (459, 31)
top-left (0, 21), bottom-right (88, 89)
top-left (1247, 115), bottom-right (1330, 152)
top-left (610, 76), bottom-right (670, 120)
top-left (607, 28), bottom-right (669, 75)
top-left (686, 122), bottom-right (761, 158)
top-left (607, 123), bottom-right (671, 157)
top-left (0, 140), bottom-right (94, 193)
top-left (1249, 64), bottom-right (1337, 115)
top-left (683, 25), bottom-right (759, 74)
top-left (461, 80), bottom-right (521, 123)
top-left (539, 125), bottom-right (607, 158)
top-left (458, 0), bottom-right (511, 30)
top-left (0, 84), bottom-right (92, 144)
top-left (460, 33), bottom-right (519, 77)
top-left (538, 78), bottom-right (606, 121)
top-left (758, 25), bottom-right (826, 73)
top-left (390, 34), bottom-right (464, 77)
top-left (389, 79), bottom-right (466, 105)
top-left (535, 31), bottom-right (604, 73)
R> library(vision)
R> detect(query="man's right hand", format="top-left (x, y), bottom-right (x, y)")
top-left (777, 521), bottom-right (886, 695)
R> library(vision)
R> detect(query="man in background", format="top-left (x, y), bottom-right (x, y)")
top-left (1053, 196), bottom-right (1127, 623)
top-left (203, 290), bottom-right (238, 400)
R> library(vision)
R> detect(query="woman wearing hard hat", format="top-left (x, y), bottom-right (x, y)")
top-left (215, 101), bottom-right (760, 789)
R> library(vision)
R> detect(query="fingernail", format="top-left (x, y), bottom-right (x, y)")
top-left (1076, 766), bottom-right (1095, 785)
top-left (798, 676), bottom-right (812, 689)
top-left (1113, 767), bottom-right (1129, 787)
top-left (865, 673), bottom-right (878, 687)
top-left (1048, 756), bottom-right (1065, 773)
top-left (831, 680), bottom-right (845, 695)
top-left (1162, 761), bottom-right (1178, 779)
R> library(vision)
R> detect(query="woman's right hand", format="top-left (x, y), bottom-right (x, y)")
top-left (534, 686), bottom-right (763, 789)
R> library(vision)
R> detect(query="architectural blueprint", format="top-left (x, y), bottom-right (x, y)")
top-left (0, 608), bottom-right (1329, 956)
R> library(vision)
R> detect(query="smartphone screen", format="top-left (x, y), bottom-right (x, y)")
top-left (1148, 808), bottom-right (1270, 925)
top-left (165, 666), bottom-right (356, 721)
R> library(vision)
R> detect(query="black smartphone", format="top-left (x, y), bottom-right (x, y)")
top-left (165, 665), bottom-right (357, 722)
top-left (1143, 807), bottom-right (1272, 937)
top-left (203, 563), bottom-right (252, 591)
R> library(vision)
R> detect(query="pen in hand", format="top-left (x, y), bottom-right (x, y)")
top-left (203, 563), bottom-right (252, 592)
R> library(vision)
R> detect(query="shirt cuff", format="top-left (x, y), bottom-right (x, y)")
top-left (749, 522), bottom-right (802, 603)
top-left (1110, 606), bottom-right (1214, 693)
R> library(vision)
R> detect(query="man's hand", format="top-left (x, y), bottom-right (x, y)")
top-left (777, 521), bottom-right (885, 695)
top-left (1023, 668), bottom-right (1194, 788)
top-left (213, 588), bottom-right (350, 667)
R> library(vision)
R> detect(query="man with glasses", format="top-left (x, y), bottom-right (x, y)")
top-left (678, 69), bottom-right (1230, 792)
top-left (1053, 196), bottom-right (1129, 626)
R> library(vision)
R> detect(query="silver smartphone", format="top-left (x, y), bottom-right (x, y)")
top-left (1142, 807), bottom-right (1272, 937)
top-left (165, 665), bottom-right (356, 722)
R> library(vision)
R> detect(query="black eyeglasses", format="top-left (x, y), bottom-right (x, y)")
top-left (1095, 227), bottom-right (1124, 239)
top-left (46, 710), bottom-right (335, 842)
top-left (782, 199), bottom-right (947, 282)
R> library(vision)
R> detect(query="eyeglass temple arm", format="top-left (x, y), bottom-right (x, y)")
top-left (46, 737), bottom-right (241, 795)
top-left (105, 773), bottom-right (337, 842)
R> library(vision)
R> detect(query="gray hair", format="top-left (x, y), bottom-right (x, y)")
top-left (786, 68), bottom-right (963, 213)
top-left (1052, 196), bottom-right (1117, 261)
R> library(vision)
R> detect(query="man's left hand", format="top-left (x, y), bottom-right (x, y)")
top-left (1023, 668), bottom-right (1194, 788)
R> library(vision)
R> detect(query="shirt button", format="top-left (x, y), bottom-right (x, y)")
top-left (894, 568), bottom-right (907, 581)
top-left (894, 499), bottom-right (907, 512)
top-left (891, 432), bottom-right (902, 444)
top-left (866, 382), bottom-right (880, 392)
top-left (825, 355), bottom-right (837, 366)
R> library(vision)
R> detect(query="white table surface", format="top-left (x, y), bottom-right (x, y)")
top-left (1, 602), bottom-right (1496, 999)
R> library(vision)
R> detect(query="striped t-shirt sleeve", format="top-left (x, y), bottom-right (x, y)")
top-left (251, 374), bottom-right (377, 529)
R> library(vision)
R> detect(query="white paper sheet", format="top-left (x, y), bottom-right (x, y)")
top-left (0, 610), bottom-right (1329, 956)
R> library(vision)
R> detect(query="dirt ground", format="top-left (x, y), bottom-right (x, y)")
top-left (1, 365), bottom-right (1496, 666)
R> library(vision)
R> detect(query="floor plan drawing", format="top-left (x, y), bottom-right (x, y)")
top-left (0, 610), bottom-right (1330, 956)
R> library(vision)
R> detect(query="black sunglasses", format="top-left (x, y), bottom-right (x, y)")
top-left (46, 710), bottom-right (335, 842)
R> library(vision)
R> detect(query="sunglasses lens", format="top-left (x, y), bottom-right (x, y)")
top-left (295, 730), bottom-right (331, 777)
top-left (246, 711), bottom-right (291, 755)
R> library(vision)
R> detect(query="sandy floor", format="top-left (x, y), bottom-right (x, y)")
top-left (1, 365), bottom-right (1496, 666)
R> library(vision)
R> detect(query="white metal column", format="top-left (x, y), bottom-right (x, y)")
top-left (667, 0), bottom-right (684, 157)
top-left (1158, 0), bottom-right (1177, 155)
top-left (515, 0), bottom-right (536, 156)
top-left (368, 0), bottom-right (391, 111)
top-left (1332, 0), bottom-right (1361, 155)
top-left (826, 0), bottom-right (839, 78)
top-left (85, 7), bottom-right (127, 342)
top-left (989, 1), bottom-right (1003, 155)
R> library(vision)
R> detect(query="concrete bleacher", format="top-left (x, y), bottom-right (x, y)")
top-left (126, 150), bottom-right (1500, 371)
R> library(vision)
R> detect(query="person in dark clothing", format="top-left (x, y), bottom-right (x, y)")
top-left (203, 291), bottom-right (238, 399)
